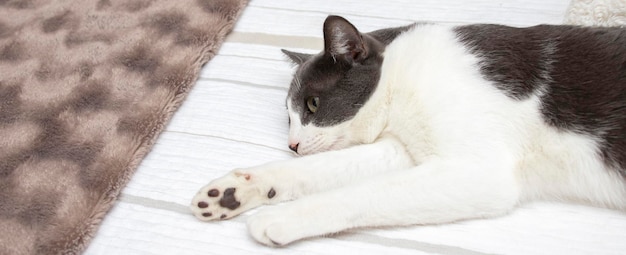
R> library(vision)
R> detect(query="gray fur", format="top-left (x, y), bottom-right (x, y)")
top-left (456, 24), bottom-right (626, 175)
top-left (284, 16), bottom-right (412, 127)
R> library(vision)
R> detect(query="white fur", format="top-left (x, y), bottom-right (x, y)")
top-left (192, 24), bottom-right (626, 246)
top-left (286, 100), bottom-right (353, 155)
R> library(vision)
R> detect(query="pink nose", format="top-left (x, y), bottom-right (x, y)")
top-left (288, 143), bottom-right (299, 153)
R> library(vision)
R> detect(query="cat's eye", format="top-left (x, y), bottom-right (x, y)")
top-left (306, 96), bottom-right (319, 113)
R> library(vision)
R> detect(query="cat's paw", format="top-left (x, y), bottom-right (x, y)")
top-left (247, 206), bottom-right (304, 246)
top-left (247, 201), bottom-right (330, 246)
top-left (190, 170), bottom-right (277, 221)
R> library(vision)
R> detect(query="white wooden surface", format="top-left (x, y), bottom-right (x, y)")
top-left (85, 1), bottom-right (626, 254)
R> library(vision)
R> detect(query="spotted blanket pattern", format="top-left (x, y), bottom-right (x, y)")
top-left (0, 0), bottom-right (247, 254)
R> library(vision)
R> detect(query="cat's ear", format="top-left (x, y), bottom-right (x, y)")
top-left (281, 49), bottom-right (313, 65)
top-left (323, 15), bottom-right (366, 63)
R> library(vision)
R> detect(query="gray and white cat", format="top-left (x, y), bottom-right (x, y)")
top-left (191, 15), bottom-right (626, 246)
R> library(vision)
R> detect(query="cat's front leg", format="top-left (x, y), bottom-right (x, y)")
top-left (190, 137), bottom-right (414, 221)
top-left (246, 159), bottom-right (520, 246)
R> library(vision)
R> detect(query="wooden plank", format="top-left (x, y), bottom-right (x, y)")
top-left (198, 54), bottom-right (294, 88)
top-left (122, 131), bottom-right (293, 203)
top-left (233, 6), bottom-right (414, 38)
top-left (216, 42), bottom-right (315, 61)
top-left (165, 80), bottom-right (291, 149)
top-left (250, 0), bottom-right (570, 25)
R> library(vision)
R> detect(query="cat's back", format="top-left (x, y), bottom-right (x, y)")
top-left (454, 24), bottom-right (626, 176)
top-left (455, 24), bottom-right (626, 100)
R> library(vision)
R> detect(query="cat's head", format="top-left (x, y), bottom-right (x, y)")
top-left (283, 16), bottom-right (386, 155)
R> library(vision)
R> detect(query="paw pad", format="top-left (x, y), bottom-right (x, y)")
top-left (219, 188), bottom-right (241, 210)
top-left (208, 189), bottom-right (219, 197)
top-left (191, 172), bottom-right (278, 221)
top-left (267, 188), bottom-right (276, 199)
top-left (191, 186), bottom-right (240, 220)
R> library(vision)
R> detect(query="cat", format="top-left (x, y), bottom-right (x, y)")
top-left (190, 15), bottom-right (626, 246)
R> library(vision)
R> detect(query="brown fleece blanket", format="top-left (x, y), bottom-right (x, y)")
top-left (0, 0), bottom-right (247, 254)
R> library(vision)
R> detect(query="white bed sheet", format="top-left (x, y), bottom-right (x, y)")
top-left (85, 1), bottom-right (626, 254)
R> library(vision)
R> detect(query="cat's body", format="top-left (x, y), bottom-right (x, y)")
top-left (191, 16), bottom-right (626, 246)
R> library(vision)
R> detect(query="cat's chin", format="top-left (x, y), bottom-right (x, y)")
top-left (297, 147), bottom-right (331, 156)
top-left (297, 137), bottom-right (348, 156)
top-left (295, 145), bottom-right (326, 156)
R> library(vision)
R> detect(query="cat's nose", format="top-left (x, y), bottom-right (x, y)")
top-left (288, 143), bottom-right (299, 153)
